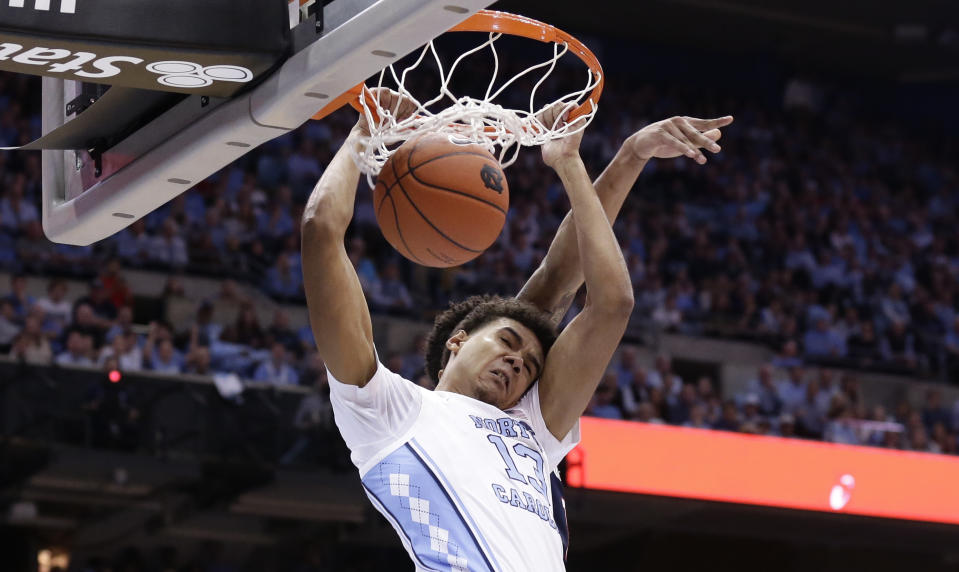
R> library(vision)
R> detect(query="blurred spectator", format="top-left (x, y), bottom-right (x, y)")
top-left (113, 219), bottom-right (153, 266)
top-left (8, 312), bottom-right (50, 364)
top-left (740, 393), bottom-right (763, 426)
top-left (185, 345), bottom-right (213, 376)
top-left (683, 403), bottom-right (711, 429)
top-left (745, 364), bottom-right (781, 417)
top-left (266, 308), bottom-right (298, 351)
top-left (55, 330), bottom-right (94, 367)
top-left (909, 425), bottom-right (935, 453)
top-left (35, 278), bottom-right (72, 337)
top-left (847, 319), bottom-right (882, 365)
top-left (880, 283), bottom-right (910, 329)
top-left (191, 300), bottom-right (223, 347)
top-left (0, 298), bottom-right (19, 351)
top-left (712, 399), bottom-right (741, 432)
top-left (771, 339), bottom-right (803, 369)
top-left (586, 373), bottom-right (623, 419)
top-left (633, 401), bottom-right (664, 424)
top-left (221, 304), bottom-right (264, 349)
top-left (777, 366), bottom-right (807, 414)
top-left (253, 341), bottom-right (300, 386)
top-left (98, 331), bottom-right (143, 372)
top-left (778, 413), bottom-right (797, 438)
top-left (794, 377), bottom-right (825, 439)
top-left (144, 330), bottom-right (184, 375)
top-left (0, 173), bottom-right (38, 234)
top-left (370, 260), bottom-right (413, 313)
top-left (264, 251), bottom-right (303, 300)
top-left (620, 366), bottom-right (649, 416)
top-left (16, 220), bottom-right (50, 271)
top-left (652, 292), bottom-right (683, 331)
top-left (613, 346), bottom-right (640, 388)
top-left (73, 279), bottom-right (118, 328)
top-left (879, 321), bottom-right (917, 369)
top-left (803, 317), bottom-right (846, 357)
top-left (931, 422), bottom-right (956, 454)
top-left (697, 376), bottom-right (722, 424)
top-left (647, 354), bottom-right (682, 396)
top-left (104, 305), bottom-right (135, 344)
top-left (71, 303), bottom-right (107, 347)
top-left (150, 219), bottom-right (189, 269)
top-left (256, 185), bottom-right (296, 243)
top-left (666, 383), bottom-right (698, 425)
top-left (823, 394), bottom-right (859, 445)
top-left (921, 389), bottom-right (950, 433)
top-left (3, 273), bottom-right (33, 323)
top-left (99, 258), bottom-right (134, 309)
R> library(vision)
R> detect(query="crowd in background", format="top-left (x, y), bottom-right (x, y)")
top-left (585, 348), bottom-right (959, 454)
top-left (3, 63), bottom-right (958, 382)
top-left (1, 41), bottom-right (959, 465)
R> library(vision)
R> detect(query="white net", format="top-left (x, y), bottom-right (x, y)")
top-left (350, 31), bottom-right (602, 186)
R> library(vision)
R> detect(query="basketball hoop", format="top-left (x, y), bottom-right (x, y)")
top-left (313, 10), bottom-right (604, 183)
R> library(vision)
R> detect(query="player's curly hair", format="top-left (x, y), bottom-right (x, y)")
top-left (424, 295), bottom-right (558, 384)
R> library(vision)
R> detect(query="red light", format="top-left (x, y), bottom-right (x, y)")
top-left (575, 417), bottom-right (959, 526)
top-left (108, 370), bottom-right (122, 383)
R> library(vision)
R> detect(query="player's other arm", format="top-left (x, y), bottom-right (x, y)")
top-left (301, 123), bottom-right (378, 387)
top-left (517, 115), bottom-right (732, 324)
top-left (536, 111), bottom-right (633, 440)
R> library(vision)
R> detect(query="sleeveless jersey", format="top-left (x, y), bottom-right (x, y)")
top-left (329, 360), bottom-right (580, 571)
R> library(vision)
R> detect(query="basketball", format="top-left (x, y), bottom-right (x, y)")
top-left (373, 133), bottom-right (509, 268)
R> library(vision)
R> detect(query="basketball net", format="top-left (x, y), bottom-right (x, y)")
top-left (349, 24), bottom-right (602, 187)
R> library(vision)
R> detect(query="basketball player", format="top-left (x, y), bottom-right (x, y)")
top-left (301, 91), bottom-right (730, 570)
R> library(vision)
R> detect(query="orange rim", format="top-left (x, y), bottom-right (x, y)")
top-left (311, 9), bottom-right (604, 122)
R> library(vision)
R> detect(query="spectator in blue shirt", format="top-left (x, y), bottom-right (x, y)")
top-left (0, 174), bottom-right (39, 235)
top-left (803, 317), bottom-right (847, 357)
top-left (745, 364), bottom-right (782, 417)
top-left (586, 373), bottom-right (624, 420)
top-left (264, 251), bottom-right (303, 300)
top-left (777, 366), bottom-right (807, 414)
top-left (253, 341), bottom-right (300, 386)
top-left (3, 273), bottom-right (34, 324)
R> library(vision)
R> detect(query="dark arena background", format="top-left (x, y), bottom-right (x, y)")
top-left (2, 1), bottom-right (959, 570)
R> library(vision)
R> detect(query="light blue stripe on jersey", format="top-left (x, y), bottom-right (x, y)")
top-left (362, 443), bottom-right (495, 572)
top-left (409, 440), bottom-right (502, 570)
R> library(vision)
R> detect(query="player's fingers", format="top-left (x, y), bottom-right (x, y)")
top-left (703, 128), bottom-right (722, 142)
top-left (536, 101), bottom-right (574, 128)
top-left (663, 122), bottom-right (705, 163)
top-left (674, 118), bottom-right (721, 154)
top-left (658, 125), bottom-right (701, 161)
top-left (683, 115), bottom-right (734, 130)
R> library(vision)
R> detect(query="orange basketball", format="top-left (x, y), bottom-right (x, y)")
top-left (373, 133), bottom-right (509, 268)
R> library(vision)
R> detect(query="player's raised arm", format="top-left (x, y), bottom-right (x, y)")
top-left (301, 90), bottom-right (415, 386)
top-left (518, 115), bottom-right (733, 324)
top-left (535, 109), bottom-right (633, 439)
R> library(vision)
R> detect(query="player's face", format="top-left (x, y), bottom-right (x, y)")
top-left (443, 317), bottom-right (545, 410)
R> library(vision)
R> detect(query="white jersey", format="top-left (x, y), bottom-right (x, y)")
top-left (329, 359), bottom-right (580, 572)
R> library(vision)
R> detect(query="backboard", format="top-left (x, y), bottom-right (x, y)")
top-left (14, 0), bottom-right (496, 245)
